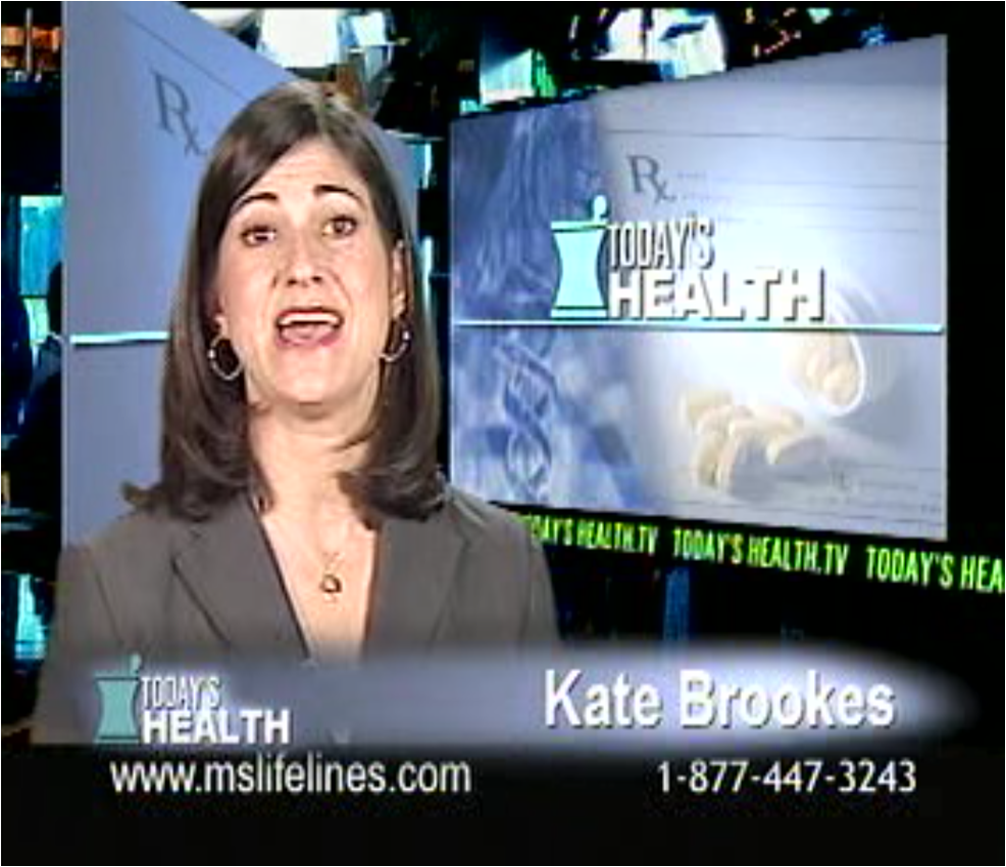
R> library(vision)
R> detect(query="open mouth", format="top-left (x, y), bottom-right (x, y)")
top-left (275, 306), bottom-right (344, 347)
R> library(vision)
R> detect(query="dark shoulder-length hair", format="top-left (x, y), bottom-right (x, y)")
top-left (130, 80), bottom-right (444, 523)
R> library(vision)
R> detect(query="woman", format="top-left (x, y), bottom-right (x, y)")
top-left (34, 81), bottom-right (557, 741)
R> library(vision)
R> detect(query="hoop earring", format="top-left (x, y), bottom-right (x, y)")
top-left (380, 323), bottom-right (412, 364)
top-left (207, 334), bottom-right (244, 382)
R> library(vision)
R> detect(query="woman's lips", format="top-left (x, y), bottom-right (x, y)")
top-left (275, 307), bottom-right (344, 348)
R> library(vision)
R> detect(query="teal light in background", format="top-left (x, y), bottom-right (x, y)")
top-left (860, 24), bottom-right (892, 47)
top-left (420, 236), bottom-right (435, 312)
top-left (410, 138), bottom-right (434, 191)
top-left (19, 195), bottom-right (63, 299)
top-left (22, 298), bottom-right (52, 357)
top-left (532, 50), bottom-right (557, 99)
top-left (480, 49), bottom-right (534, 105)
top-left (15, 574), bottom-right (48, 662)
top-left (18, 195), bottom-right (63, 354)
top-left (807, 8), bottom-right (834, 25)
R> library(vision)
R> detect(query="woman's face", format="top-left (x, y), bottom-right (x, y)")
top-left (214, 137), bottom-right (405, 421)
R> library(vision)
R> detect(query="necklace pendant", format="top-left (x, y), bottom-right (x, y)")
top-left (320, 571), bottom-right (343, 599)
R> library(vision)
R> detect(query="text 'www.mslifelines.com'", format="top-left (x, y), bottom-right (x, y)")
top-left (107, 754), bottom-right (475, 797)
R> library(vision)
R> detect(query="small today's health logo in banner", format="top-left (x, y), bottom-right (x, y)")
top-left (93, 655), bottom-right (292, 747)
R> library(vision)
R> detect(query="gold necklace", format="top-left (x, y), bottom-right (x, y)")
top-left (319, 549), bottom-right (345, 601)
top-left (261, 507), bottom-right (354, 605)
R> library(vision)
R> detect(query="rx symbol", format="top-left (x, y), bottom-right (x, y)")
top-left (152, 69), bottom-right (207, 157)
top-left (627, 155), bottom-right (677, 205)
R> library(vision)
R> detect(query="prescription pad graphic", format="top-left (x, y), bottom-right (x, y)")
top-left (451, 38), bottom-right (947, 540)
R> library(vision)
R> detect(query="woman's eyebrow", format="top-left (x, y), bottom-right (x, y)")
top-left (230, 184), bottom-right (364, 217)
top-left (231, 190), bottom-right (278, 216)
top-left (314, 183), bottom-right (364, 204)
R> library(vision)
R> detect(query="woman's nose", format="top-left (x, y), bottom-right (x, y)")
top-left (283, 233), bottom-right (324, 286)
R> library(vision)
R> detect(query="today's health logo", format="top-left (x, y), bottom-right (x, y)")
top-left (93, 655), bottom-right (291, 746)
top-left (548, 196), bottom-right (827, 325)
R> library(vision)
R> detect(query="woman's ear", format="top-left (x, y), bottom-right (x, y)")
top-left (213, 307), bottom-right (229, 338)
top-left (390, 241), bottom-right (408, 320)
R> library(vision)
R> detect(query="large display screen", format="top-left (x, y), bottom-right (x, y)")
top-left (450, 37), bottom-right (946, 540)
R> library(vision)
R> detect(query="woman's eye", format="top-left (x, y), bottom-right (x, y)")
top-left (323, 215), bottom-right (358, 238)
top-left (239, 225), bottom-right (277, 247)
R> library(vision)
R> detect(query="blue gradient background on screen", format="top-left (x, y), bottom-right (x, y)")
top-left (449, 100), bottom-right (645, 510)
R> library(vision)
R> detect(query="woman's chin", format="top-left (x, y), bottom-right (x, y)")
top-left (287, 394), bottom-right (342, 419)
top-left (252, 389), bottom-right (343, 420)
top-left (250, 371), bottom-right (375, 422)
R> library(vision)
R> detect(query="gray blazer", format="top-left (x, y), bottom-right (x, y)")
top-left (32, 487), bottom-right (558, 742)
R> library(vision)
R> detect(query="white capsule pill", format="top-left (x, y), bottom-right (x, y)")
top-left (679, 388), bottom-right (733, 432)
top-left (691, 429), bottom-right (728, 488)
top-left (748, 402), bottom-right (805, 432)
top-left (727, 417), bottom-right (790, 444)
top-left (714, 429), bottom-right (763, 493)
top-left (696, 404), bottom-right (752, 439)
top-left (766, 430), bottom-right (826, 469)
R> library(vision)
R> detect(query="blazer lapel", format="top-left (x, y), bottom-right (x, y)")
top-left (172, 497), bottom-right (306, 658)
top-left (366, 507), bottom-right (466, 651)
top-left (170, 495), bottom-right (466, 655)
